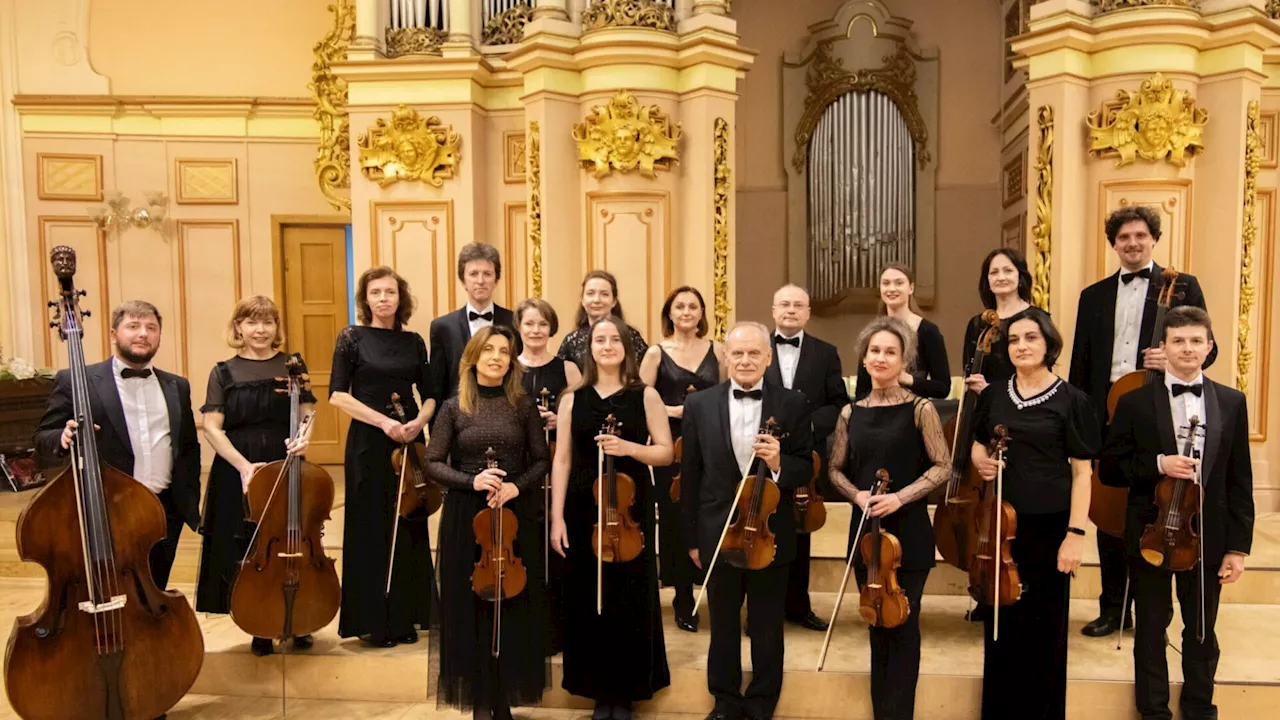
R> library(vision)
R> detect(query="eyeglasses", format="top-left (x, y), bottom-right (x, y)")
top-left (773, 302), bottom-right (809, 310)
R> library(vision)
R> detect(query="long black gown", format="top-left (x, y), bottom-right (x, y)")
top-left (520, 356), bottom-right (570, 655)
top-left (561, 386), bottom-right (670, 703)
top-left (426, 386), bottom-right (550, 711)
top-left (330, 325), bottom-right (437, 641)
top-left (196, 352), bottom-right (315, 614)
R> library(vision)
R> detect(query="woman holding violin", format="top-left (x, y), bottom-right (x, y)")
top-left (426, 325), bottom-right (550, 720)
top-left (827, 317), bottom-right (950, 720)
top-left (329, 266), bottom-right (437, 647)
top-left (970, 308), bottom-right (1099, 719)
top-left (963, 249), bottom-right (1036, 395)
top-left (549, 316), bottom-right (673, 720)
top-left (197, 296), bottom-right (315, 656)
top-left (854, 264), bottom-right (951, 400)
top-left (639, 286), bottom-right (724, 633)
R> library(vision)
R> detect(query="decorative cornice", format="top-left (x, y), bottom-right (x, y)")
top-left (529, 121), bottom-right (543, 299)
top-left (1031, 105), bottom-right (1054, 313)
top-left (581, 0), bottom-right (676, 32)
top-left (483, 4), bottom-right (534, 45)
top-left (1239, 100), bottom-right (1260, 393)
top-left (311, 0), bottom-right (355, 211)
top-left (713, 117), bottom-right (731, 341)
top-left (1096, 0), bottom-right (1199, 12)
top-left (385, 27), bottom-right (447, 58)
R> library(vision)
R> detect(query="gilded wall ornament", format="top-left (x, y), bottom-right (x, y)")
top-left (483, 4), bottom-right (533, 45)
top-left (311, 0), bottom-right (355, 211)
top-left (713, 117), bottom-right (731, 341)
top-left (1097, 0), bottom-right (1200, 11)
top-left (529, 122), bottom-right (543, 299)
top-left (1086, 73), bottom-right (1208, 168)
top-left (357, 105), bottom-right (462, 188)
top-left (792, 43), bottom-right (930, 173)
top-left (1270, 0), bottom-right (1280, 20)
top-left (1238, 101), bottom-right (1260, 393)
top-left (385, 26), bottom-right (447, 57)
top-left (572, 90), bottom-right (681, 178)
top-left (1031, 105), bottom-right (1054, 312)
top-left (582, 0), bottom-right (675, 31)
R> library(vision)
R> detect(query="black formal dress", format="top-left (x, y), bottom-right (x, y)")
top-left (195, 353), bottom-right (315, 614)
top-left (973, 377), bottom-right (1100, 720)
top-left (556, 324), bottom-right (648, 367)
top-left (1100, 376), bottom-right (1253, 720)
top-left (560, 386), bottom-right (669, 704)
top-left (34, 358), bottom-right (202, 589)
top-left (426, 387), bottom-right (550, 712)
top-left (829, 392), bottom-right (949, 720)
top-left (681, 380), bottom-right (814, 720)
top-left (653, 344), bottom-right (719, 620)
top-left (330, 325), bottom-right (436, 642)
top-left (521, 355), bottom-right (571, 656)
top-left (854, 319), bottom-right (951, 400)
top-left (1068, 264), bottom-right (1214, 623)
top-left (428, 305), bottom-right (517, 403)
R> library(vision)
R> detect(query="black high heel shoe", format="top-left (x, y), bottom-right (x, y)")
top-left (250, 637), bottom-right (274, 656)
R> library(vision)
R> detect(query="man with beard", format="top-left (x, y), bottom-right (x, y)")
top-left (35, 300), bottom-right (202, 590)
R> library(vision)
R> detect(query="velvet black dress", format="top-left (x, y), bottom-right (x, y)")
top-left (520, 355), bottom-right (570, 655)
top-left (330, 325), bottom-right (437, 642)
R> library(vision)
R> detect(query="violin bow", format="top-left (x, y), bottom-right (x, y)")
top-left (691, 459), bottom-right (755, 617)
top-left (816, 473), bottom-right (884, 671)
top-left (597, 440), bottom-right (604, 616)
top-left (993, 441), bottom-right (1006, 642)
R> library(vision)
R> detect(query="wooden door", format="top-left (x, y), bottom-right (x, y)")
top-left (283, 225), bottom-right (350, 465)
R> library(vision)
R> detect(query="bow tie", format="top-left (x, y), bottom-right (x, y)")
top-left (1121, 267), bottom-right (1152, 285)
top-left (774, 335), bottom-right (800, 348)
top-left (733, 388), bottom-right (763, 401)
top-left (120, 368), bottom-right (152, 380)
top-left (469, 310), bottom-right (494, 322)
top-left (1172, 382), bottom-right (1203, 397)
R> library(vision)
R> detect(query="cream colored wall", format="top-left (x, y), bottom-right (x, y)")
top-left (733, 0), bottom-right (1003, 369)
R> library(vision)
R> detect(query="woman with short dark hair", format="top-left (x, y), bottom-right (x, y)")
top-left (962, 249), bottom-right (1036, 395)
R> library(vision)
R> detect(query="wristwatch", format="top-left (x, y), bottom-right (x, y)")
top-left (1066, 526), bottom-right (1086, 536)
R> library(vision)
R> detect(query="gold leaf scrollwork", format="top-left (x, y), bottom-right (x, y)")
top-left (713, 118), bottom-right (731, 341)
top-left (572, 90), bottom-right (681, 178)
top-left (1031, 105), bottom-right (1053, 312)
top-left (1097, 0), bottom-right (1200, 11)
top-left (1270, 0), bottom-right (1280, 20)
top-left (483, 4), bottom-right (534, 45)
top-left (529, 121), bottom-right (543, 299)
top-left (385, 27), bottom-right (448, 57)
top-left (1086, 73), bottom-right (1208, 168)
top-left (357, 105), bottom-right (462, 188)
top-left (792, 43), bottom-right (930, 173)
top-left (1238, 101), bottom-right (1260, 393)
top-left (311, 0), bottom-right (355, 211)
top-left (582, 0), bottom-right (675, 31)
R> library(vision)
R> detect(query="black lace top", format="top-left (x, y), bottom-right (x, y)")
top-left (424, 385), bottom-right (551, 494)
top-left (556, 325), bottom-right (648, 367)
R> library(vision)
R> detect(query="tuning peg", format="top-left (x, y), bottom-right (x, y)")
top-left (48, 321), bottom-right (58, 329)
top-left (77, 289), bottom-right (87, 297)
top-left (82, 310), bottom-right (91, 318)
top-left (47, 301), bottom-right (57, 308)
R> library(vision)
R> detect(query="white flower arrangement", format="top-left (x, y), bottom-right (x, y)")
top-left (0, 346), bottom-right (53, 382)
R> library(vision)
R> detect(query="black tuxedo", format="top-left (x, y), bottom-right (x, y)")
top-left (1099, 377), bottom-right (1253, 719)
top-left (681, 380), bottom-right (812, 720)
top-left (427, 304), bottom-right (517, 402)
top-left (33, 359), bottom-right (202, 588)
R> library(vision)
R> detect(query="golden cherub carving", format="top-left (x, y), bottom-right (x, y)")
top-left (1087, 73), bottom-right (1208, 168)
top-left (572, 91), bottom-right (681, 178)
top-left (357, 105), bottom-right (462, 188)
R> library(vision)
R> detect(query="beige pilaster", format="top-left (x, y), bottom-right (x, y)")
top-left (533, 0), bottom-right (570, 21)
top-left (692, 0), bottom-right (729, 16)
top-left (445, 0), bottom-right (476, 50)
top-left (349, 0), bottom-right (386, 59)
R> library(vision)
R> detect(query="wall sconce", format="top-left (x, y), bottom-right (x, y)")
top-left (89, 191), bottom-right (169, 236)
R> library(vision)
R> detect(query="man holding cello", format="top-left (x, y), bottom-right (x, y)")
top-left (1068, 206), bottom-right (1215, 638)
top-left (680, 321), bottom-right (813, 720)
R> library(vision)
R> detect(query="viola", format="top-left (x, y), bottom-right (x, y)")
top-left (230, 357), bottom-right (341, 643)
top-left (472, 447), bottom-right (527, 658)
top-left (935, 309), bottom-right (1000, 571)
top-left (5, 246), bottom-right (203, 720)
top-left (1140, 417), bottom-right (1202, 571)
top-left (793, 450), bottom-right (827, 534)
top-left (968, 425), bottom-right (1021, 640)
top-left (668, 383), bottom-right (696, 503)
top-left (858, 470), bottom-right (910, 629)
top-left (720, 417), bottom-right (786, 571)
top-left (389, 392), bottom-right (442, 518)
top-left (592, 413), bottom-right (644, 564)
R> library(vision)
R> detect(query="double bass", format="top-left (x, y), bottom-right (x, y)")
top-left (472, 447), bottom-right (527, 658)
top-left (968, 424), bottom-right (1020, 641)
top-left (390, 392), bottom-right (442, 518)
top-left (5, 246), bottom-right (203, 720)
top-left (592, 414), bottom-right (643, 613)
top-left (229, 357), bottom-right (341, 643)
top-left (858, 470), bottom-right (910, 629)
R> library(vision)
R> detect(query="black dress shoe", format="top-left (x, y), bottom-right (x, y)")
top-left (705, 713), bottom-right (734, 720)
top-left (787, 611), bottom-right (829, 632)
top-left (398, 631), bottom-right (420, 644)
top-left (675, 613), bottom-right (699, 633)
top-left (365, 636), bottom-right (398, 648)
top-left (250, 637), bottom-right (274, 656)
top-left (1081, 614), bottom-right (1121, 637)
top-left (292, 634), bottom-right (314, 650)
top-left (591, 704), bottom-right (612, 720)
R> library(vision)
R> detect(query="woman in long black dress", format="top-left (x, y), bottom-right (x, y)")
top-left (549, 316), bottom-right (673, 720)
top-left (962, 249), bottom-right (1035, 394)
top-left (426, 325), bottom-right (550, 720)
top-left (197, 295), bottom-right (315, 657)
top-left (971, 308), bottom-right (1098, 720)
top-left (828, 316), bottom-right (950, 720)
top-left (329, 266), bottom-right (437, 647)
top-left (638, 286), bottom-right (723, 633)
top-left (555, 270), bottom-right (648, 367)
top-left (515, 297), bottom-right (580, 656)
top-left (855, 263), bottom-right (951, 400)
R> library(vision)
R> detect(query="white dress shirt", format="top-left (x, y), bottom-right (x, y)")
top-left (1158, 371), bottom-right (1206, 474)
top-left (111, 356), bottom-right (172, 494)
top-left (466, 301), bottom-right (496, 338)
top-left (773, 330), bottom-right (804, 390)
top-left (1109, 260), bottom-right (1154, 382)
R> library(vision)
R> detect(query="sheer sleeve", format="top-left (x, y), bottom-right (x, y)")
top-left (1065, 384), bottom-right (1101, 460)
top-left (510, 397), bottom-right (551, 493)
top-left (292, 354), bottom-right (318, 405)
top-left (910, 321), bottom-right (952, 399)
top-left (895, 398), bottom-right (951, 504)
top-left (423, 399), bottom-right (475, 490)
top-left (826, 405), bottom-right (859, 502)
top-left (200, 362), bottom-right (227, 414)
top-left (329, 326), bottom-right (358, 396)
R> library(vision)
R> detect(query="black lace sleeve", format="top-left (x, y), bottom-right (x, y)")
top-left (424, 399), bottom-right (475, 490)
top-left (329, 326), bottom-right (358, 396)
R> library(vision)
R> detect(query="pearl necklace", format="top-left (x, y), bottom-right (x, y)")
top-left (1007, 376), bottom-right (1061, 411)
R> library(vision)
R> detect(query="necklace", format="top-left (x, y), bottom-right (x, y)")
top-left (1007, 375), bottom-right (1060, 410)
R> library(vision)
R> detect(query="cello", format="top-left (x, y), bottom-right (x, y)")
top-left (390, 392), bottom-right (442, 518)
top-left (858, 470), bottom-right (910, 629)
top-left (968, 424), bottom-right (1020, 641)
top-left (472, 447), bottom-right (527, 658)
top-left (5, 246), bottom-right (203, 720)
top-left (934, 310), bottom-right (1000, 570)
top-left (592, 413), bottom-right (644, 613)
top-left (229, 357), bottom-right (341, 643)
top-left (793, 450), bottom-right (827, 534)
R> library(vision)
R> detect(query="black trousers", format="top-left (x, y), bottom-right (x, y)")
top-left (1097, 529), bottom-right (1134, 619)
top-left (148, 488), bottom-right (186, 590)
top-left (1132, 559), bottom-right (1223, 720)
top-left (654, 463), bottom-right (700, 617)
top-left (783, 531), bottom-right (812, 618)
top-left (707, 562), bottom-right (788, 720)
top-left (854, 566), bottom-right (928, 720)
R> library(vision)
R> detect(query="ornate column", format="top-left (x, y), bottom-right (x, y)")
top-left (693, 0), bottom-right (730, 16)
top-left (533, 0), bottom-right (570, 22)
top-left (349, 0), bottom-right (386, 59)
top-left (446, 0), bottom-right (476, 49)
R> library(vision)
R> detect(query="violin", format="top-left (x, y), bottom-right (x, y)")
top-left (592, 413), bottom-right (644, 564)
top-left (230, 357), bottom-right (341, 643)
top-left (472, 447), bottom-right (527, 658)
top-left (935, 309), bottom-right (1000, 571)
top-left (1140, 417), bottom-right (1202, 571)
top-left (858, 470), bottom-right (910, 629)
top-left (390, 392), bottom-right (442, 518)
top-left (5, 246), bottom-right (203, 720)
top-left (720, 417), bottom-right (786, 571)
top-left (968, 425), bottom-right (1021, 640)
top-left (668, 383), bottom-right (696, 503)
top-left (793, 450), bottom-right (827, 534)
